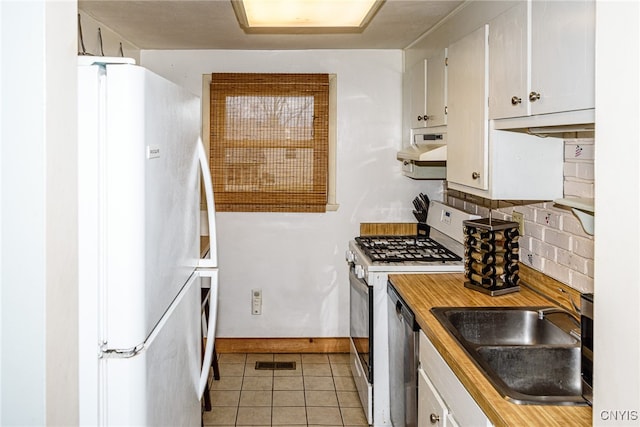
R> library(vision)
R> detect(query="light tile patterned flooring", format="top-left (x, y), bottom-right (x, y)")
top-left (203, 353), bottom-right (368, 426)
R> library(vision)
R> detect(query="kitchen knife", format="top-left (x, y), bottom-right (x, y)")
top-left (413, 198), bottom-right (425, 222)
top-left (419, 193), bottom-right (430, 210)
top-left (419, 193), bottom-right (430, 220)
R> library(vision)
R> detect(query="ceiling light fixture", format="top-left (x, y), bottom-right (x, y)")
top-left (231, 0), bottom-right (384, 33)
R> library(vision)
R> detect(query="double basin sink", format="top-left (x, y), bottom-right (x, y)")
top-left (431, 306), bottom-right (587, 406)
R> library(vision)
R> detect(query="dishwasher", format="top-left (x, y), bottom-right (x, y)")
top-left (387, 282), bottom-right (419, 427)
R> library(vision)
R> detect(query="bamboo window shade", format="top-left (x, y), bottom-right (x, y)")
top-left (210, 73), bottom-right (330, 212)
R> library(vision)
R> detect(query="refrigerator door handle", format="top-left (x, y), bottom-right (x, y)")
top-left (198, 137), bottom-right (218, 269)
top-left (198, 268), bottom-right (218, 399)
top-left (99, 343), bottom-right (145, 359)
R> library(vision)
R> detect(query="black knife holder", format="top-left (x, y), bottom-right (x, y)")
top-left (463, 218), bottom-right (520, 296)
top-left (417, 222), bottom-right (431, 237)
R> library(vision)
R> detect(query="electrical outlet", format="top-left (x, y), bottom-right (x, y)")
top-left (512, 211), bottom-right (525, 235)
top-left (252, 289), bottom-right (262, 315)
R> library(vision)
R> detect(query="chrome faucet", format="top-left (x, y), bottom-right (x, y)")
top-left (537, 307), bottom-right (580, 325)
top-left (537, 307), bottom-right (581, 340)
top-left (559, 287), bottom-right (581, 315)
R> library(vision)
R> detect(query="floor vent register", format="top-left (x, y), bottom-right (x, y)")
top-left (254, 361), bottom-right (296, 370)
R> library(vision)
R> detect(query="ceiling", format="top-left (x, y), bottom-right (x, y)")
top-left (78, 0), bottom-right (463, 50)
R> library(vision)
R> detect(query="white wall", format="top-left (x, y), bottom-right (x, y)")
top-left (1, 0), bottom-right (78, 425)
top-left (594, 1), bottom-right (640, 425)
top-left (141, 50), bottom-right (444, 337)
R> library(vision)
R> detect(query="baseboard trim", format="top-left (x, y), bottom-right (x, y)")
top-left (215, 337), bottom-right (350, 354)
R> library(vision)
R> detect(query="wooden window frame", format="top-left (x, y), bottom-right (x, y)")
top-left (209, 73), bottom-right (332, 213)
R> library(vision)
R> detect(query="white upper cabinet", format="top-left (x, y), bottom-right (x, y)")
top-left (446, 25), bottom-right (489, 190)
top-left (447, 23), bottom-right (564, 200)
top-left (530, 0), bottom-right (595, 115)
top-left (407, 49), bottom-right (448, 129)
top-left (488, 2), bottom-right (527, 119)
top-left (489, 0), bottom-right (595, 120)
top-left (425, 49), bottom-right (448, 128)
top-left (408, 59), bottom-right (428, 128)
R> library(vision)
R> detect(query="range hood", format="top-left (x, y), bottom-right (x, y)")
top-left (397, 133), bottom-right (447, 179)
top-left (397, 143), bottom-right (447, 162)
top-left (397, 132), bottom-right (447, 162)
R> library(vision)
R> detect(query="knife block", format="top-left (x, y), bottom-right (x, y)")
top-left (463, 218), bottom-right (520, 296)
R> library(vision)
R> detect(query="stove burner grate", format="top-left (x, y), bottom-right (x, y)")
top-left (355, 235), bottom-right (461, 263)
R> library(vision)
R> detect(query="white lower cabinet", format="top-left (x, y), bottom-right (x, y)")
top-left (418, 330), bottom-right (493, 427)
top-left (445, 413), bottom-right (460, 427)
top-left (418, 367), bottom-right (449, 427)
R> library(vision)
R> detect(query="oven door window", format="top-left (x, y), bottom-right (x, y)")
top-left (349, 267), bottom-right (373, 383)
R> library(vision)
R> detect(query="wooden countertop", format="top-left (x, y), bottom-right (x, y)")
top-left (388, 272), bottom-right (592, 427)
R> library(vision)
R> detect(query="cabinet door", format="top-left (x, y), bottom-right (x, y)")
top-left (446, 25), bottom-right (489, 190)
top-left (418, 368), bottom-right (448, 427)
top-left (426, 49), bottom-right (447, 127)
top-left (408, 59), bottom-right (428, 128)
top-left (446, 414), bottom-right (460, 427)
top-left (419, 331), bottom-right (492, 427)
top-left (488, 2), bottom-right (528, 119)
top-left (530, 0), bottom-right (595, 114)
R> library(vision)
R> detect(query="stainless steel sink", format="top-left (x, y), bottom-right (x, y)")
top-left (431, 307), bottom-right (587, 405)
top-left (442, 308), bottom-right (578, 346)
top-left (476, 346), bottom-right (583, 404)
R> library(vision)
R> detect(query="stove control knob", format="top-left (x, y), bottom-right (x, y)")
top-left (345, 250), bottom-right (355, 263)
top-left (355, 264), bottom-right (365, 279)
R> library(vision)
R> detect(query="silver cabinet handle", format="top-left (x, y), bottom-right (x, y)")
top-left (511, 96), bottom-right (522, 105)
top-left (430, 413), bottom-right (440, 424)
top-left (472, 172), bottom-right (480, 180)
top-left (417, 115), bottom-right (429, 121)
top-left (529, 91), bottom-right (541, 102)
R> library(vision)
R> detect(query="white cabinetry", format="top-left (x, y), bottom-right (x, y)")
top-left (447, 125), bottom-right (564, 200)
top-left (407, 49), bottom-right (447, 129)
top-left (489, 0), bottom-right (595, 120)
top-left (488, 2), bottom-right (527, 119)
top-left (425, 49), bottom-right (448, 128)
top-left (446, 25), bottom-right (489, 190)
top-left (408, 59), bottom-right (428, 128)
top-left (418, 330), bottom-right (492, 427)
top-left (418, 368), bottom-right (447, 427)
top-left (446, 23), bottom-right (564, 200)
top-left (531, 0), bottom-right (595, 114)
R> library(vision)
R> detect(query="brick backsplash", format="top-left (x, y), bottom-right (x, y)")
top-left (446, 137), bottom-right (595, 293)
top-left (563, 138), bottom-right (595, 199)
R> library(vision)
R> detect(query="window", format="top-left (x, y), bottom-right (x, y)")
top-left (209, 73), bottom-right (331, 212)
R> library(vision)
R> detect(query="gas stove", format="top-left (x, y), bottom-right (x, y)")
top-left (354, 235), bottom-right (461, 263)
top-left (346, 201), bottom-right (480, 426)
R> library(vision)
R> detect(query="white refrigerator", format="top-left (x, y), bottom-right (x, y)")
top-left (77, 57), bottom-right (218, 426)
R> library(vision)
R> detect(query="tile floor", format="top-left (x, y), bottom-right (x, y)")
top-left (203, 353), bottom-right (368, 426)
